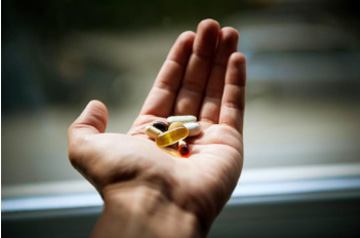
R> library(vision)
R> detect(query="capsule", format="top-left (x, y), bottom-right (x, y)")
top-left (145, 126), bottom-right (162, 139)
top-left (167, 115), bottom-right (197, 124)
top-left (183, 122), bottom-right (201, 137)
top-left (153, 121), bottom-right (168, 132)
top-left (156, 126), bottom-right (189, 147)
top-left (178, 140), bottom-right (189, 156)
top-left (168, 122), bottom-right (185, 131)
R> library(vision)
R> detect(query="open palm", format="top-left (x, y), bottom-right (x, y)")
top-left (68, 19), bottom-right (246, 236)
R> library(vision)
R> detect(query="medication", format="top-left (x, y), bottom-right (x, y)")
top-left (145, 126), bottom-right (162, 139)
top-left (167, 115), bottom-right (197, 124)
top-left (177, 140), bottom-right (189, 156)
top-left (168, 122), bottom-right (185, 131)
top-left (153, 121), bottom-right (168, 132)
top-left (183, 122), bottom-right (201, 137)
top-left (156, 126), bottom-right (189, 147)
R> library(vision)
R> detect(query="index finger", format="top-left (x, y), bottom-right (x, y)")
top-left (139, 31), bottom-right (195, 117)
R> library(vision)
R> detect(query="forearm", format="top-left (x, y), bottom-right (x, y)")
top-left (92, 182), bottom-right (204, 238)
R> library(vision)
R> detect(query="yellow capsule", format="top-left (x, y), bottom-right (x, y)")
top-left (156, 126), bottom-right (189, 147)
top-left (168, 122), bottom-right (184, 130)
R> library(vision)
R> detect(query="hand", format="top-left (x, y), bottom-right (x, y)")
top-left (68, 19), bottom-right (246, 238)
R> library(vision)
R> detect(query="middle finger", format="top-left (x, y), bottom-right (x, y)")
top-left (173, 19), bottom-right (220, 116)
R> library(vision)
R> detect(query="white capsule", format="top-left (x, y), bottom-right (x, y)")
top-left (167, 115), bottom-right (197, 124)
top-left (145, 126), bottom-right (162, 139)
top-left (183, 122), bottom-right (201, 137)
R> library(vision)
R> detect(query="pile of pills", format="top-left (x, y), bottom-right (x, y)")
top-left (144, 115), bottom-right (201, 156)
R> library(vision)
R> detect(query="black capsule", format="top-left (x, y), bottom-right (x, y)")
top-left (153, 121), bottom-right (168, 132)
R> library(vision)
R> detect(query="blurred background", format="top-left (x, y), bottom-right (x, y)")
top-left (2, 0), bottom-right (360, 237)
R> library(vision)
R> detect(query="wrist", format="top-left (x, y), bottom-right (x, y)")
top-left (92, 182), bottom-right (204, 238)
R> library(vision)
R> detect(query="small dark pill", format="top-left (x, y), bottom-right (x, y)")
top-left (153, 121), bottom-right (168, 132)
top-left (177, 140), bottom-right (189, 156)
top-left (178, 144), bottom-right (189, 156)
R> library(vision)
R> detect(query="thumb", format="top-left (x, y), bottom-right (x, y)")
top-left (67, 100), bottom-right (108, 169)
top-left (69, 100), bottom-right (108, 136)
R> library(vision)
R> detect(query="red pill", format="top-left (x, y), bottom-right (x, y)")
top-left (177, 140), bottom-right (189, 156)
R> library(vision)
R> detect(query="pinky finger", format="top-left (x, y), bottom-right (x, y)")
top-left (219, 52), bottom-right (246, 133)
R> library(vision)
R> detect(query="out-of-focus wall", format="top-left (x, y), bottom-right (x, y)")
top-left (2, 0), bottom-right (360, 190)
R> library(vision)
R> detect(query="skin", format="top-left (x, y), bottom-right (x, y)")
top-left (68, 19), bottom-right (246, 238)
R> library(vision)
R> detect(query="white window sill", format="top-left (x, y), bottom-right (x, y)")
top-left (2, 163), bottom-right (360, 213)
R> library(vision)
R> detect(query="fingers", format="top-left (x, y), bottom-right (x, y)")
top-left (174, 19), bottom-right (220, 116)
top-left (68, 100), bottom-right (108, 165)
top-left (139, 31), bottom-right (195, 117)
top-left (219, 53), bottom-right (246, 133)
top-left (199, 27), bottom-right (239, 124)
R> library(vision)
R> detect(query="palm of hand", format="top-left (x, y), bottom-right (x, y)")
top-left (68, 19), bottom-right (246, 231)
top-left (131, 115), bottom-right (243, 215)
top-left (85, 117), bottom-right (242, 226)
